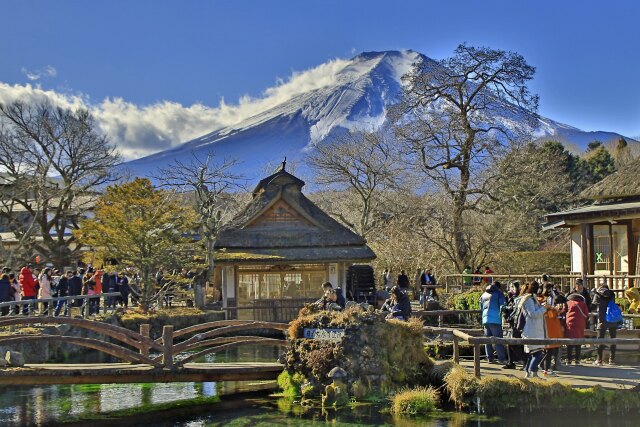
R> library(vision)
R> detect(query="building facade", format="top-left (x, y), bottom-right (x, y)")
top-left (214, 163), bottom-right (376, 320)
top-left (543, 159), bottom-right (640, 288)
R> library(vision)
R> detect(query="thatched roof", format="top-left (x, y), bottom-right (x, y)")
top-left (215, 167), bottom-right (375, 264)
top-left (580, 158), bottom-right (640, 200)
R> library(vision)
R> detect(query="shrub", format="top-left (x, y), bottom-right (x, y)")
top-left (449, 291), bottom-right (483, 311)
top-left (390, 386), bottom-right (439, 415)
top-left (277, 370), bottom-right (306, 397)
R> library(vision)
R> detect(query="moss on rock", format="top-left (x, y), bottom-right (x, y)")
top-left (281, 306), bottom-right (433, 404)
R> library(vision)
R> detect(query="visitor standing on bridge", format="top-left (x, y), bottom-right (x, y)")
top-left (520, 281), bottom-right (548, 378)
top-left (38, 268), bottom-right (53, 315)
top-left (480, 281), bottom-right (507, 364)
top-left (541, 284), bottom-right (563, 377)
top-left (472, 266), bottom-right (482, 286)
top-left (483, 266), bottom-right (494, 285)
top-left (592, 282), bottom-right (618, 365)
top-left (54, 271), bottom-right (72, 316)
top-left (19, 264), bottom-right (37, 315)
top-left (9, 273), bottom-right (20, 315)
top-left (69, 270), bottom-right (83, 308)
top-left (0, 273), bottom-right (11, 316)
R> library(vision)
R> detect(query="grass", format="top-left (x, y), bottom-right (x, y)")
top-left (443, 363), bottom-right (640, 415)
top-left (390, 386), bottom-right (439, 415)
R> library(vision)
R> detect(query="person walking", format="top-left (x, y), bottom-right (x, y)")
top-left (480, 282), bottom-right (507, 364)
top-left (565, 293), bottom-right (589, 364)
top-left (519, 281), bottom-right (548, 378)
top-left (592, 282), bottom-right (618, 365)
top-left (119, 272), bottom-right (131, 308)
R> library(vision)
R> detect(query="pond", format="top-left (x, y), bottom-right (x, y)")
top-left (1, 345), bottom-right (638, 426)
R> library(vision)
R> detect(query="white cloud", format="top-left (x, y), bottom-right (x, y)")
top-left (21, 65), bottom-right (57, 81)
top-left (1, 58), bottom-right (351, 160)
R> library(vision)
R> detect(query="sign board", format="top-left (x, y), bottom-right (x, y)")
top-left (303, 328), bottom-right (345, 341)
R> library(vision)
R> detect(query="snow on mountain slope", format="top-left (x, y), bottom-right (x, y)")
top-left (121, 50), bottom-right (637, 181)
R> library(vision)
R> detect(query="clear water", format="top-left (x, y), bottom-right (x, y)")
top-left (1, 345), bottom-right (637, 426)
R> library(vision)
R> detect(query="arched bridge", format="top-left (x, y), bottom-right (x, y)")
top-left (0, 317), bottom-right (288, 385)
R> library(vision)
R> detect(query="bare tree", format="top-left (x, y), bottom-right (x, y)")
top-left (393, 44), bottom-right (539, 270)
top-left (0, 101), bottom-right (119, 267)
top-left (306, 131), bottom-right (403, 237)
top-left (157, 152), bottom-right (243, 308)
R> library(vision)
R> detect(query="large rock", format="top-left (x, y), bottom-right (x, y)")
top-left (0, 357), bottom-right (7, 367)
top-left (5, 351), bottom-right (25, 367)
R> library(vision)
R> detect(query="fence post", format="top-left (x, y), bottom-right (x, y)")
top-left (453, 335), bottom-right (460, 364)
top-left (83, 297), bottom-right (89, 319)
top-left (139, 324), bottom-right (151, 357)
top-left (162, 325), bottom-right (174, 369)
top-left (438, 314), bottom-right (443, 327)
top-left (473, 342), bottom-right (482, 378)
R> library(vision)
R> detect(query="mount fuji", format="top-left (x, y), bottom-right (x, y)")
top-left (120, 50), bottom-right (638, 181)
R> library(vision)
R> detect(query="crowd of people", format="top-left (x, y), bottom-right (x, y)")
top-left (0, 264), bottom-right (136, 316)
top-left (481, 275), bottom-right (620, 378)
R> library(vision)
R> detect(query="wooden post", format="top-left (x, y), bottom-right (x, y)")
top-left (438, 314), bottom-right (443, 327)
top-left (162, 325), bottom-right (174, 369)
top-left (83, 297), bottom-right (89, 319)
top-left (473, 343), bottom-right (482, 378)
top-left (139, 324), bottom-right (150, 357)
top-left (453, 335), bottom-right (460, 364)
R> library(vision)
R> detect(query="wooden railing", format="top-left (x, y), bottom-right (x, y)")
top-left (441, 273), bottom-right (639, 293)
top-left (451, 328), bottom-right (640, 378)
top-left (0, 317), bottom-right (288, 370)
top-left (0, 292), bottom-right (121, 319)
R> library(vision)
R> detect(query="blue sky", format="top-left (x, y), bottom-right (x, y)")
top-left (1, 0), bottom-right (639, 156)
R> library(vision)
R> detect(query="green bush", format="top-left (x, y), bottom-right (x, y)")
top-left (277, 370), bottom-right (306, 397)
top-left (390, 386), bottom-right (439, 415)
top-left (449, 291), bottom-right (483, 311)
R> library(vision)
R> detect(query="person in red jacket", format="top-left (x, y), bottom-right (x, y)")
top-left (19, 264), bottom-right (37, 314)
top-left (565, 293), bottom-right (590, 364)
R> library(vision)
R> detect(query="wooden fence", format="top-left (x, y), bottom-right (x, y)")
top-left (0, 292), bottom-right (121, 319)
top-left (451, 328), bottom-right (640, 378)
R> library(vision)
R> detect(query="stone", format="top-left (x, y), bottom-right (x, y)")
top-left (327, 366), bottom-right (347, 380)
top-left (5, 351), bottom-right (25, 367)
top-left (0, 357), bottom-right (7, 367)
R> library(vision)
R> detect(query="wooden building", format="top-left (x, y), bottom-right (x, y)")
top-left (214, 163), bottom-right (376, 320)
top-left (543, 159), bottom-right (640, 288)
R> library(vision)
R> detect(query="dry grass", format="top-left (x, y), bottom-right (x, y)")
top-left (390, 386), bottom-right (439, 415)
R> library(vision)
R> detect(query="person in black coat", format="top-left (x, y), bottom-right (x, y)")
top-left (592, 282), bottom-right (617, 365)
top-left (119, 273), bottom-right (130, 308)
top-left (382, 286), bottom-right (412, 321)
top-left (54, 271), bottom-right (71, 316)
top-left (68, 271), bottom-right (83, 307)
top-left (0, 274), bottom-right (12, 316)
top-left (397, 270), bottom-right (410, 291)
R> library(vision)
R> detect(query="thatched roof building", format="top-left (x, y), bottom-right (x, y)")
top-left (543, 158), bottom-right (640, 286)
top-left (213, 162), bottom-right (375, 321)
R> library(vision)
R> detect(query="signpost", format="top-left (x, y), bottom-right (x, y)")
top-left (303, 328), bottom-right (345, 341)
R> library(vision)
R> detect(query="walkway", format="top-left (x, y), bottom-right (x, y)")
top-left (458, 359), bottom-right (640, 389)
top-left (0, 362), bottom-right (284, 385)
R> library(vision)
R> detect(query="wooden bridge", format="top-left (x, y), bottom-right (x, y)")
top-left (0, 317), bottom-right (288, 385)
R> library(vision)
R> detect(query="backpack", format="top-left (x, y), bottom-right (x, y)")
top-left (509, 298), bottom-right (526, 333)
top-left (605, 299), bottom-right (623, 324)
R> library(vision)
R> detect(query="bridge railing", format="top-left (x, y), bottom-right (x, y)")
top-left (451, 328), bottom-right (640, 378)
top-left (0, 316), bottom-right (163, 367)
top-left (0, 292), bottom-right (121, 319)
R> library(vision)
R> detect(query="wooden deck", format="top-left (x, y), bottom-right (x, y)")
top-left (0, 362), bottom-right (284, 385)
top-left (458, 359), bottom-right (640, 389)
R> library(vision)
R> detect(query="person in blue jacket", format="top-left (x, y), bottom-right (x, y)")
top-left (480, 281), bottom-right (507, 363)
